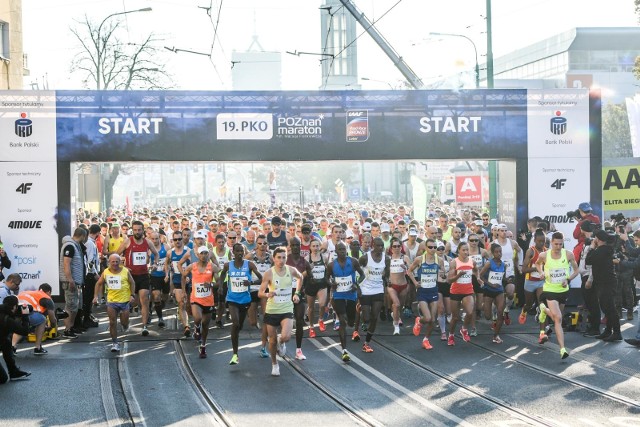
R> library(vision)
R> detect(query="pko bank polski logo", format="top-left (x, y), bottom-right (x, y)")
top-left (15, 112), bottom-right (33, 137)
top-left (550, 111), bottom-right (567, 135)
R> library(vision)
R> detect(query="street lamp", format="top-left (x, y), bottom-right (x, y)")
top-left (361, 77), bottom-right (394, 90)
top-left (96, 7), bottom-right (152, 89)
top-left (429, 32), bottom-right (479, 89)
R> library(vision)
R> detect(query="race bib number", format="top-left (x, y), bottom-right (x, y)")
top-left (230, 277), bottom-right (248, 293)
top-left (194, 283), bottom-right (211, 298)
top-left (457, 270), bottom-right (472, 284)
top-left (504, 259), bottom-right (514, 276)
top-left (257, 262), bottom-right (271, 273)
top-left (107, 275), bottom-right (122, 290)
top-left (390, 260), bottom-right (405, 274)
top-left (152, 257), bottom-right (166, 272)
top-left (488, 271), bottom-right (504, 286)
top-left (420, 274), bottom-right (437, 288)
top-left (312, 265), bottom-right (325, 280)
top-left (335, 276), bottom-right (353, 292)
top-left (470, 255), bottom-right (483, 266)
top-left (549, 268), bottom-right (566, 285)
top-left (274, 287), bottom-right (292, 303)
top-left (172, 261), bottom-right (181, 274)
top-left (132, 251), bottom-right (147, 266)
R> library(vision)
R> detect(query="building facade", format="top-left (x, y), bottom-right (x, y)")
top-left (0, 0), bottom-right (25, 90)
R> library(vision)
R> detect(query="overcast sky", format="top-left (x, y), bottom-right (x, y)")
top-left (21, 0), bottom-right (639, 91)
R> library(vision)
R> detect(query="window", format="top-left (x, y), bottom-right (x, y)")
top-left (0, 21), bottom-right (8, 59)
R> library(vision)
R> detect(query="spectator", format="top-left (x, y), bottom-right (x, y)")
top-left (14, 283), bottom-right (57, 355)
top-left (0, 295), bottom-right (31, 383)
top-left (0, 241), bottom-right (11, 283)
top-left (59, 227), bottom-right (88, 339)
top-left (572, 202), bottom-right (601, 244)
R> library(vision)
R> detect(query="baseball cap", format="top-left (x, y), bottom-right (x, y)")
top-left (456, 222), bottom-right (466, 231)
top-left (194, 230), bottom-right (207, 240)
top-left (595, 229), bottom-right (614, 243)
top-left (580, 221), bottom-right (594, 232)
top-left (362, 222), bottom-right (372, 231)
top-left (197, 246), bottom-right (209, 254)
top-left (474, 220), bottom-right (483, 226)
top-left (345, 230), bottom-right (355, 238)
top-left (347, 212), bottom-right (356, 219)
top-left (579, 202), bottom-right (593, 212)
top-left (196, 220), bottom-right (205, 227)
top-left (209, 220), bottom-right (218, 225)
top-left (380, 223), bottom-right (391, 233)
top-left (497, 224), bottom-right (508, 231)
top-left (408, 228), bottom-right (418, 236)
top-left (361, 210), bottom-right (369, 218)
top-left (110, 222), bottom-right (120, 228)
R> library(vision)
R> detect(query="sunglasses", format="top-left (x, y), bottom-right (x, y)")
top-left (173, 238), bottom-right (182, 241)
top-left (302, 230), bottom-right (310, 234)
top-left (437, 247), bottom-right (445, 251)
top-left (258, 242), bottom-right (268, 245)
top-left (391, 244), bottom-right (402, 248)
top-left (426, 245), bottom-right (436, 249)
top-left (469, 239), bottom-right (479, 242)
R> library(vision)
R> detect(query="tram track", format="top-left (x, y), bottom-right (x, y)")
top-left (371, 337), bottom-right (556, 427)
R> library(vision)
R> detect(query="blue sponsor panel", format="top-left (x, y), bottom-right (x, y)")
top-left (56, 89), bottom-right (528, 162)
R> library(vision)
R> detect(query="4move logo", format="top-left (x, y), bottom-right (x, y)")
top-left (15, 112), bottom-right (33, 137)
top-left (550, 111), bottom-right (567, 135)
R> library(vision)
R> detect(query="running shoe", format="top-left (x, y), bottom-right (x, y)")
top-left (216, 320), bottom-right (223, 329)
top-left (352, 330), bottom-right (360, 342)
top-left (33, 347), bottom-right (48, 355)
top-left (193, 329), bottom-right (201, 342)
top-left (538, 332), bottom-right (549, 344)
top-left (469, 328), bottom-right (478, 337)
top-left (362, 343), bottom-right (374, 353)
top-left (199, 345), bottom-right (207, 359)
top-left (142, 326), bottom-right (149, 336)
top-left (277, 340), bottom-right (286, 357)
top-left (560, 347), bottom-right (569, 359)
top-left (318, 320), bottom-right (326, 332)
top-left (492, 336), bottom-right (503, 344)
top-left (271, 363), bottom-right (280, 376)
top-left (63, 330), bottom-right (78, 339)
top-left (398, 319), bottom-right (404, 327)
top-left (447, 335), bottom-right (455, 346)
top-left (259, 347), bottom-right (269, 358)
top-left (229, 354), bottom-right (239, 365)
top-left (111, 343), bottom-right (120, 352)
top-left (422, 338), bottom-right (433, 350)
top-left (413, 317), bottom-right (421, 336)
top-left (184, 326), bottom-right (191, 338)
top-left (440, 332), bottom-right (447, 341)
top-left (342, 351), bottom-right (351, 363)
top-left (536, 303), bottom-right (547, 324)
top-left (309, 328), bottom-right (316, 338)
top-left (158, 319), bottom-right (166, 328)
top-left (121, 324), bottom-right (130, 334)
top-left (503, 311), bottom-right (511, 326)
top-left (518, 310), bottom-right (527, 325)
top-left (295, 349), bottom-right (306, 360)
top-left (334, 320), bottom-right (341, 331)
top-left (393, 325), bottom-right (400, 335)
top-left (460, 328), bottom-right (471, 342)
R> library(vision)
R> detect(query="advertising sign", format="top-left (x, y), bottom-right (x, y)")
top-left (455, 175), bottom-right (482, 203)
top-left (602, 158), bottom-right (640, 217)
top-left (0, 162), bottom-right (60, 294)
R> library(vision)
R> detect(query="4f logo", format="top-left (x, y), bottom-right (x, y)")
top-left (16, 183), bottom-right (33, 194)
top-left (550, 179), bottom-right (566, 190)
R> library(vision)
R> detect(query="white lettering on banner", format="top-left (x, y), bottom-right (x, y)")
top-left (419, 116), bottom-right (481, 133)
top-left (216, 113), bottom-right (273, 140)
top-left (98, 117), bottom-right (163, 135)
top-left (107, 275), bottom-right (122, 290)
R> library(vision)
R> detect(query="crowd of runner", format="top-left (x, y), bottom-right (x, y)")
top-left (3, 200), bottom-right (639, 381)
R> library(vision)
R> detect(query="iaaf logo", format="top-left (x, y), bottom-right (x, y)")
top-left (346, 110), bottom-right (369, 142)
top-left (550, 111), bottom-right (567, 135)
top-left (15, 112), bottom-right (33, 137)
top-left (14, 255), bottom-right (37, 266)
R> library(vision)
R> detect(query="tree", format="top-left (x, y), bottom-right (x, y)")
top-left (70, 12), bottom-right (173, 211)
top-left (602, 103), bottom-right (632, 159)
top-left (70, 13), bottom-right (172, 90)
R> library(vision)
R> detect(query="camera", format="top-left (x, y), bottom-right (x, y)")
top-left (610, 213), bottom-right (625, 223)
top-left (566, 209), bottom-right (581, 219)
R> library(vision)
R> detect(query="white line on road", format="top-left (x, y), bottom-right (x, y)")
top-left (119, 342), bottom-right (147, 427)
top-left (99, 358), bottom-right (128, 427)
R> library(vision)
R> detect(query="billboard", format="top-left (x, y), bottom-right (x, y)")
top-left (602, 158), bottom-right (640, 217)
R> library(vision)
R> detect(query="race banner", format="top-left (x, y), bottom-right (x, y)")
top-left (602, 158), bottom-right (640, 217)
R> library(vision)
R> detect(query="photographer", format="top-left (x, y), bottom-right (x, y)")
top-left (0, 295), bottom-right (31, 383)
top-left (615, 229), bottom-right (640, 320)
top-left (574, 222), bottom-right (600, 336)
top-left (0, 240), bottom-right (11, 283)
top-left (572, 202), bottom-right (601, 244)
top-left (586, 230), bottom-right (620, 341)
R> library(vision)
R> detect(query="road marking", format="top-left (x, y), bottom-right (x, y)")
top-left (99, 359), bottom-right (128, 427)
top-left (119, 342), bottom-right (147, 427)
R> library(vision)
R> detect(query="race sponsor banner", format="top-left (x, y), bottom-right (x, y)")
top-left (0, 91), bottom-right (57, 162)
top-left (602, 158), bottom-right (640, 217)
top-left (497, 161), bottom-right (517, 233)
top-left (625, 94), bottom-right (640, 158)
top-left (0, 162), bottom-right (60, 294)
top-left (455, 174), bottom-right (482, 204)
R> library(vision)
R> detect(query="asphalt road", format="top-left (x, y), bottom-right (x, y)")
top-left (2, 302), bottom-right (640, 427)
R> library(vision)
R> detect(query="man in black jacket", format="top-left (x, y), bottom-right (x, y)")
top-left (586, 230), bottom-right (621, 341)
top-left (0, 295), bottom-right (31, 383)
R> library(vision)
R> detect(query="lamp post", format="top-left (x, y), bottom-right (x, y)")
top-left (429, 32), bottom-right (479, 89)
top-left (95, 7), bottom-right (152, 90)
